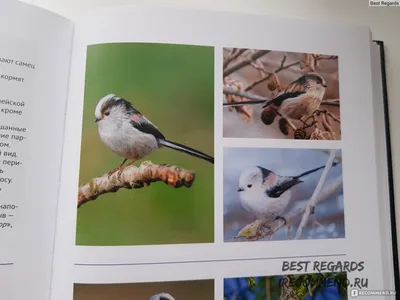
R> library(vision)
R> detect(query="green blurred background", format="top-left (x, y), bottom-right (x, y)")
top-left (76, 43), bottom-right (214, 246)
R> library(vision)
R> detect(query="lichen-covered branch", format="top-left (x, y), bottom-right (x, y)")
top-left (77, 161), bottom-right (196, 208)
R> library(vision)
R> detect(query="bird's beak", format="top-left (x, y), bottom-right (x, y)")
top-left (323, 84), bottom-right (328, 88)
top-left (238, 188), bottom-right (244, 192)
top-left (94, 118), bottom-right (100, 123)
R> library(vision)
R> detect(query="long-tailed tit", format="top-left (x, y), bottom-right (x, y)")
top-left (237, 162), bottom-right (337, 223)
top-left (95, 94), bottom-right (214, 176)
top-left (149, 293), bottom-right (175, 300)
top-left (223, 73), bottom-right (327, 125)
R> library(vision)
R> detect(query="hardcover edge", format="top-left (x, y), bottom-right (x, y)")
top-left (373, 40), bottom-right (400, 294)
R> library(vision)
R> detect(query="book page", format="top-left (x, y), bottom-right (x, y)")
top-left (52, 6), bottom-right (395, 300)
top-left (0, 1), bottom-right (74, 299)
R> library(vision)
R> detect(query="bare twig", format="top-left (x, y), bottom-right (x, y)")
top-left (245, 60), bottom-right (300, 91)
top-left (223, 87), bottom-right (267, 105)
top-left (295, 150), bottom-right (337, 239)
top-left (320, 99), bottom-right (340, 107)
top-left (223, 50), bottom-right (271, 77)
top-left (223, 48), bottom-right (247, 69)
top-left (244, 54), bottom-right (337, 92)
top-left (77, 161), bottom-right (195, 208)
top-left (223, 87), bottom-right (340, 108)
top-left (318, 55), bottom-right (338, 60)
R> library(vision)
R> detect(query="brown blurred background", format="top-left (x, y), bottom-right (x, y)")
top-left (74, 279), bottom-right (214, 300)
top-left (223, 48), bottom-right (341, 140)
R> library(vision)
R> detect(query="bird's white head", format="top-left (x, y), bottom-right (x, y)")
top-left (149, 293), bottom-right (176, 300)
top-left (238, 166), bottom-right (267, 194)
top-left (94, 93), bottom-right (133, 125)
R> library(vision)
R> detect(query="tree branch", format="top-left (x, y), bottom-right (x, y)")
top-left (295, 149), bottom-right (337, 239)
top-left (223, 50), bottom-right (271, 77)
top-left (245, 61), bottom-right (300, 91)
top-left (223, 48), bottom-right (247, 69)
top-left (77, 161), bottom-right (195, 208)
top-left (223, 87), bottom-right (340, 107)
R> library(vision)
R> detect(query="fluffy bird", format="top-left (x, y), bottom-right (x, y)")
top-left (238, 162), bottom-right (336, 223)
top-left (260, 73), bottom-right (327, 125)
top-left (95, 94), bottom-right (214, 176)
top-left (223, 73), bottom-right (327, 126)
top-left (149, 293), bottom-right (175, 300)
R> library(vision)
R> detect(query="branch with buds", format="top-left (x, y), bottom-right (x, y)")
top-left (77, 161), bottom-right (195, 208)
top-left (223, 48), bottom-right (341, 140)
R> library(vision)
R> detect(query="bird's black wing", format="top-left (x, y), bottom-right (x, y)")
top-left (112, 96), bottom-right (166, 140)
top-left (129, 113), bottom-right (166, 140)
top-left (262, 91), bottom-right (305, 108)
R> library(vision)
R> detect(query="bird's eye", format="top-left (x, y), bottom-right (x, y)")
top-left (247, 184), bottom-right (252, 188)
top-left (104, 111), bottom-right (110, 116)
top-left (316, 81), bottom-right (321, 85)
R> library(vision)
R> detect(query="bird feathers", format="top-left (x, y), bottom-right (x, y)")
top-left (158, 139), bottom-right (214, 164)
top-left (129, 112), bottom-right (166, 140)
top-left (262, 90), bottom-right (305, 108)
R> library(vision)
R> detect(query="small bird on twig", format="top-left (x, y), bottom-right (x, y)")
top-left (237, 162), bottom-right (337, 224)
top-left (224, 73), bottom-right (327, 127)
top-left (149, 293), bottom-right (175, 300)
top-left (95, 94), bottom-right (214, 177)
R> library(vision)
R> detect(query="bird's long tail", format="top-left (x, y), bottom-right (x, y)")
top-left (294, 161), bottom-right (340, 179)
top-left (158, 139), bottom-right (214, 164)
top-left (223, 99), bottom-right (266, 107)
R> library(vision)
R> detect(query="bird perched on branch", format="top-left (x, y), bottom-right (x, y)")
top-left (223, 73), bottom-right (327, 127)
top-left (237, 162), bottom-right (337, 224)
top-left (149, 293), bottom-right (175, 300)
top-left (95, 94), bottom-right (214, 177)
top-left (260, 73), bottom-right (327, 126)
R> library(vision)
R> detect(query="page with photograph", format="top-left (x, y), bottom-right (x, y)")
top-left (0, 0), bottom-right (74, 299)
top-left (50, 5), bottom-right (395, 300)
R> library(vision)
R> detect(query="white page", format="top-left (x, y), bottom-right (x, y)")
top-left (52, 6), bottom-right (394, 300)
top-left (0, 0), bottom-right (74, 299)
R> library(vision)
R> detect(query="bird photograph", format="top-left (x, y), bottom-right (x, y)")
top-left (223, 48), bottom-right (341, 140)
top-left (224, 273), bottom-right (348, 300)
top-left (76, 43), bottom-right (214, 246)
top-left (73, 280), bottom-right (214, 300)
top-left (223, 147), bottom-right (344, 242)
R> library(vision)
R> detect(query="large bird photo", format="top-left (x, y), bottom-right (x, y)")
top-left (76, 43), bottom-right (214, 246)
top-left (223, 147), bottom-right (344, 242)
top-left (223, 48), bottom-right (341, 140)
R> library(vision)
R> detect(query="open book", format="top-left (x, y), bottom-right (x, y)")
top-left (0, 0), bottom-right (398, 299)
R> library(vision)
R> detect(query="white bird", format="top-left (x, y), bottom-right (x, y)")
top-left (237, 163), bottom-right (335, 223)
top-left (149, 293), bottom-right (175, 300)
top-left (94, 93), bottom-right (214, 177)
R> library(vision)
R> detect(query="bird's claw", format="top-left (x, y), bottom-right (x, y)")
top-left (313, 109), bottom-right (328, 116)
top-left (116, 169), bottom-right (124, 181)
top-left (107, 167), bottom-right (120, 179)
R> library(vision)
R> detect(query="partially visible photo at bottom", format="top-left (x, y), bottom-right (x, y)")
top-left (73, 279), bottom-right (214, 300)
top-left (224, 273), bottom-right (348, 300)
